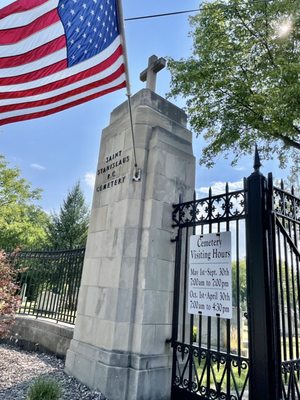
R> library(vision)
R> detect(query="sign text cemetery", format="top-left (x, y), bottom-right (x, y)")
top-left (96, 149), bottom-right (130, 192)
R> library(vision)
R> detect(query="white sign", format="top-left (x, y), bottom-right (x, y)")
top-left (188, 232), bottom-right (232, 319)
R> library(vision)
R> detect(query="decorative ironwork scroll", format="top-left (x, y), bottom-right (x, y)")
top-left (273, 186), bottom-right (300, 223)
top-left (172, 190), bottom-right (245, 229)
top-left (172, 342), bottom-right (249, 400)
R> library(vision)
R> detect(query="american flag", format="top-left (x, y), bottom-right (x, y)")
top-left (0, 0), bottom-right (127, 126)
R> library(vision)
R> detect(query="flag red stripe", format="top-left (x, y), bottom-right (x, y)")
top-left (0, 81), bottom-right (127, 126)
top-left (0, 36), bottom-right (66, 68)
top-left (0, 59), bottom-right (67, 85)
top-left (0, 45), bottom-right (123, 99)
top-left (0, 0), bottom-right (48, 20)
top-left (0, 65), bottom-right (125, 113)
top-left (0, 9), bottom-right (60, 45)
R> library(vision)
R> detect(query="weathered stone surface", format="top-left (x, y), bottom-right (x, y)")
top-left (66, 89), bottom-right (195, 400)
top-left (6, 315), bottom-right (73, 358)
top-left (110, 90), bottom-right (187, 126)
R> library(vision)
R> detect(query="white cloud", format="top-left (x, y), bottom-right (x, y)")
top-left (30, 163), bottom-right (45, 170)
top-left (233, 166), bottom-right (246, 171)
top-left (196, 180), bottom-right (243, 196)
top-left (84, 172), bottom-right (96, 189)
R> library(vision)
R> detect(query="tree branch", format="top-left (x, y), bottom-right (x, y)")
top-left (218, 88), bottom-right (300, 151)
top-left (218, 87), bottom-right (263, 120)
top-left (276, 134), bottom-right (300, 150)
top-left (238, 65), bottom-right (254, 94)
top-left (234, 7), bottom-right (278, 69)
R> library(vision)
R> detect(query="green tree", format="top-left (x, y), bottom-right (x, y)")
top-left (0, 155), bottom-right (49, 250)
top-left (168, 0), bottom-right (300, 169)
top-left (47, 182), bottom-right (89, 249)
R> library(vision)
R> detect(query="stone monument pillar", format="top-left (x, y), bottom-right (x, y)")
top-left (65, 88), bottom-right (195, 400)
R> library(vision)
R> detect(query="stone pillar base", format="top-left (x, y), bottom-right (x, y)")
top-left (66, 339), bottom-right (172, 400)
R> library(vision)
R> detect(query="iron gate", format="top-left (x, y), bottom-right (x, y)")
top-left (171, 184), bottom-right (248, 400)
top-left (272, 181), bottom-right (300, 398)
top-left (170, 151), bottom-right (300, 400)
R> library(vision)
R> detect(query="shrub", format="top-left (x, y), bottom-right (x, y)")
top-left (0, 251), bottom-right (20, 338)
top-left (27, 378), bottom-right (61, 400)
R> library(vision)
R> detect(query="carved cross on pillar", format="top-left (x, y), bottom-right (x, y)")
top-left (140, 55), bottom-right (166, 92)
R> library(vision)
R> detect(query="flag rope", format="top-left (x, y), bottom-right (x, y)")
top-left (116, 0), bottom-right (140, 180)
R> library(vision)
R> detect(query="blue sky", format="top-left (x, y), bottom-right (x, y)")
top-left (0, 0), bottom-right (289, 212)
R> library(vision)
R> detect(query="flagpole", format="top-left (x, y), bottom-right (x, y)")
top-left (116, 0), bottom-right (141, 181)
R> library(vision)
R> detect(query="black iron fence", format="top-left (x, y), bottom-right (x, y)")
top-left (171, 186), bottom-right (248, 400)
top-left (12, 248), bottom-right (85, 325)
top-left (272, 182), bottom-right (300, 399)
top-left (171, 149), bottom-right (300, 400)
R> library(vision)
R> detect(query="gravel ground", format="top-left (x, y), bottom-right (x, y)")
top-left (0, 344), bottom-right (107, 400)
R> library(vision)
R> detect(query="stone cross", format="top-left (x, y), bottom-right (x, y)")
top-left (140, 55), bottom-right (166, 92)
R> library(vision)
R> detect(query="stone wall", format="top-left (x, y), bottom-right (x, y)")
top-left (4, 315), bottom-right (73, 358)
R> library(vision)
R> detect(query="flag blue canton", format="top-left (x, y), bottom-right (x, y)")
top-left (58, 0), bottom-right (120, 67)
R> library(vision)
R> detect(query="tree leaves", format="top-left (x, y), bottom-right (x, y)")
top-left (47, 182), bottom-right (89, 249)
top-left (0, 155), bottom-right (49, 250)
top-left (168, 0), bottom-right (300, 170)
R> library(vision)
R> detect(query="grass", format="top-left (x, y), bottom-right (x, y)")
top-left (27, 378), bottom-right (61, 400)
top-left (193, 357), bottom-right (249, 394)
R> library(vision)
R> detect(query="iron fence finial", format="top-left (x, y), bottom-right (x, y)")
top-left (253, 144), bottom-right (262, 173)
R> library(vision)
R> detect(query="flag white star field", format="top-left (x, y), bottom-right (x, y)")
top-left (0, 0), bottom-right (127, 126)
